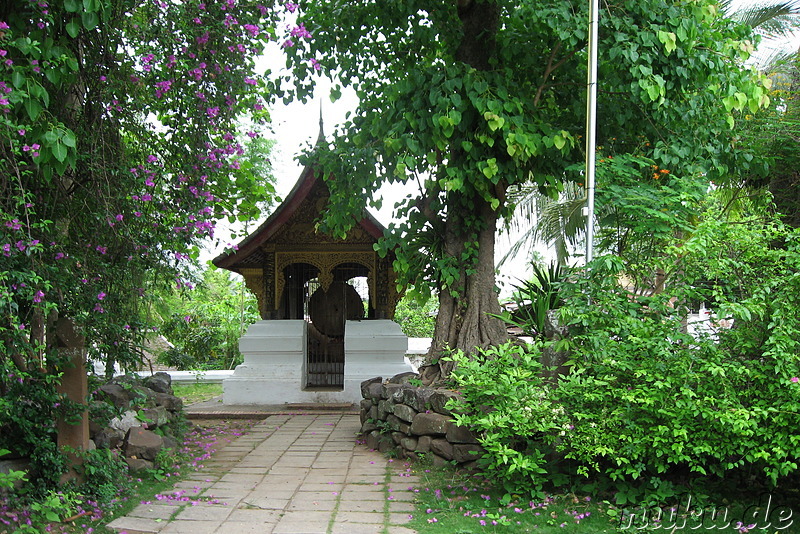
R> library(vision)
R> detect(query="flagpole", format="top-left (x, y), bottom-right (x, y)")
top-left (585, 0), bottom-right (599, 263)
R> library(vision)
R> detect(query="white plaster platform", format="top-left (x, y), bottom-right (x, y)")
top-left (222, 319), bottom-right (414, 405)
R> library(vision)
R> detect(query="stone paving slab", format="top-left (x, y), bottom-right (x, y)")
top-left (107, 414), bottom-right (418, 534)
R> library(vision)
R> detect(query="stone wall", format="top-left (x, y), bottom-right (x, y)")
top-left (92, 372), bottom-right (184, 472)
top-left (358, 373), bottom-right (484, 468)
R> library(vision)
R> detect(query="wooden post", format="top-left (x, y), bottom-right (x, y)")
top-left (55, 317), bottom-right (89, 484)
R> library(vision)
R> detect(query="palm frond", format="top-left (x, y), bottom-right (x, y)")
top-left (723, 0), bottom-right (800, 40)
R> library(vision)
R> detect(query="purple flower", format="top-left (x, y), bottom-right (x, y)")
top-left (0, 22), bottom-right (9, 30)
top-left (154, 79), bottom-right (172, 98)
top-left (97, 292), bottom-right (106, 300)
top-left (792, 377), bottom-right (799, 383)
top-left (33, 290), bottom-right (45, 303)
top-left (290, 23), bottom-right (311, 39)
top-left (285, 2), bottom-right (298, 12)
top-left (282, 39), bottom-right (294, 48)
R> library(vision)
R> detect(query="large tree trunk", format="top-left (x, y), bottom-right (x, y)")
top-left (419, 196), bottom-right (508, 385)
top-left (418, 0), bottom-right (506, 386)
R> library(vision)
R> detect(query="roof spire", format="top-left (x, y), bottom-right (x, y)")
top-left (315, 99), bottom-right (325, 146)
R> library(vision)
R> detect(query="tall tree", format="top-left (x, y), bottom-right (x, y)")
top-left (0, 0), bottom-right (280, 377)
top-left (281, 0), bottom-right (770, 383)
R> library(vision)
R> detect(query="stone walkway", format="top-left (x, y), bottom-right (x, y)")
top-left (108, 414), bottom-right (418, 534)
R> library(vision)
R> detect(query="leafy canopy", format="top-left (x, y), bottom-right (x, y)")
top-left (280, 0), bottom-right (771, 299)
top-left (0, 0), bottom-right (282, 373)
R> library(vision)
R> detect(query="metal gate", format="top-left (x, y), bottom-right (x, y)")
top-left (306, 325), bottom-right (345, 388)
top-left (296, 263), bottom-right (369, 390)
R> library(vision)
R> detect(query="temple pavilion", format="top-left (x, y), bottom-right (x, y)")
top-left (212, 131), bottom-right (413, 405)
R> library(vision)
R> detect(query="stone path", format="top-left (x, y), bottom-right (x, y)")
top-left (108, 414), bottom-right (418, 534)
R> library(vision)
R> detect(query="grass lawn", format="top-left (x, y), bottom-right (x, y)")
top-left (406, 462), bottom-right (799, 533)
top-left (407, 464), bottom-right (621, 533)
top-left (171, 382), bottom-right (222, 405)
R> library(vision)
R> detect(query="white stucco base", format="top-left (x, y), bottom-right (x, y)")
top-left (223, 319), bottom-right (414, 405)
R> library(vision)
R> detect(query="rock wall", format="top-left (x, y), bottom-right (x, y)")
top-left (91, 372), bottom-right (184, 473)
top-left (358, 374), bottom-right (484, 468)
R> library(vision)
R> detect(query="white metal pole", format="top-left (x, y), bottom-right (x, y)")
top-left (585, 0), bottom-right (599, 264)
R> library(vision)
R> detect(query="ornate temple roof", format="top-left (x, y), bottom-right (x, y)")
top-left (213, 142), bottom-right (386, 274)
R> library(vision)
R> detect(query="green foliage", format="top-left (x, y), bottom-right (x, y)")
top-left (156, 267), bottom-right (259, 370)
top-left (448, 199), bottom-right (800, 505)
top-left (499, 262), bottom-right (567, 338)
top-left (0, 449), bottom-right (27, 491)
top-left (0, 362), bottom-right (86, 490)
top-left (447, 343), bottom-right (562, 501)
top-left (0, 0), bottom-right (278, 376)
top-left (283, 0), bottom-right (769, 296)
top-left (1, 0), bottom-right (279, 500)
top-left (9, 489), bottom-right (82, 533)
top-left (74, 448), bottom-right (129, 506)
top-left (393, 294), bottom-right (437, 338)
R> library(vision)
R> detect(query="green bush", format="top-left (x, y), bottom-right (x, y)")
top-left (0, 449), bottom-right (27, 491)
top-left (499, 262), bottom-right (567, 338)
top-left (394, 294), bottom-right (437, 338)
top-left (0, 363), bottom-right (83, 492)
top-left (448, 215), bottom-right (800, 505)
top-left (77, 447), bottom-right (130, 505)
top-left (447, 342), bottom-right (563, 500)
top-left (155, 267), bottom-right (260, 370)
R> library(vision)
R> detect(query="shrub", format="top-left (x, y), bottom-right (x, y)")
top-left (394, 294), bottom-right (437, 338)
top-left (448, 217), bottom-right (800, 505)
top-left (499, 262), bottom-right (568, 338)
top-left (447, 342), bottom-right (564, 500)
